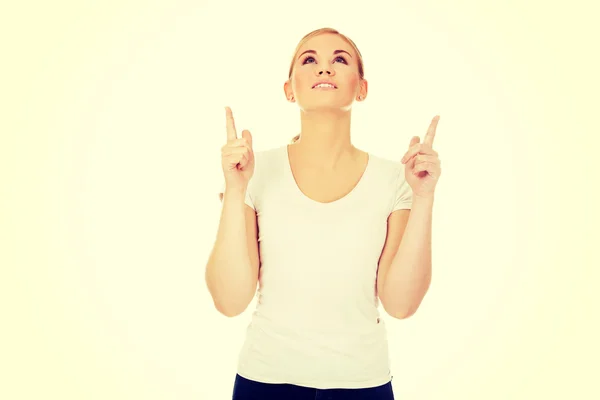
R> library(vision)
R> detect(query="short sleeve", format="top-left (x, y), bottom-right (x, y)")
top-left (218, 180), bottom-right (255, 210)
top-left (391, 166), bottom-right (412, 212)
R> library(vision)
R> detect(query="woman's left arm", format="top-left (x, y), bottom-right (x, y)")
top-left (378, 196), bottom-right (434, 319)
top-left (377, 116), bottom-right (441, 319)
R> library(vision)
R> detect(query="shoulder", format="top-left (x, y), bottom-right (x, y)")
top-left (253, 144), bottom-right (286, 168)
top-left (217, 145), bottom-right (283, 200)
top-left (247, 144), bottom-right (286, 188)
top-left (366, 152), bottom-right (412, 211)
top-left (367, 152), bottom-right (405, 182)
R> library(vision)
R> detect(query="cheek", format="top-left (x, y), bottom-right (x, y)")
top-left (292, 71), bottom-right (310, 91)
top-left (345, 74), bottom-right (359, 89)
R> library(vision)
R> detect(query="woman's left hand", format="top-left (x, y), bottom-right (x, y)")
top-left (401, 116), bottom-right (442, 199)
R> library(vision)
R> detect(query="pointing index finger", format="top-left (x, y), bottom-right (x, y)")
top-left (225, 106), bottom-right (238, 141)
top-left (424, 115), bottom-right (440, 146)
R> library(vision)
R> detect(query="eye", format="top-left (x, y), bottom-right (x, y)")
top-left (301, 55), bottom-right (349, 65)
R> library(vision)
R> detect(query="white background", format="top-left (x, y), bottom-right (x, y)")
top-left (2, 0), bottom-right (598, 399)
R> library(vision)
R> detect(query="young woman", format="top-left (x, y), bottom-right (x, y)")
top-left (206, 27), bottom-right (442, 400)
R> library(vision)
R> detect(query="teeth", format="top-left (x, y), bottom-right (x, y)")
top-left (314, 83), bottom-right (335, 88)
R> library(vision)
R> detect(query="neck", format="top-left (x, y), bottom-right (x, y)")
top-left (292, 109), bottom-right (356, 169)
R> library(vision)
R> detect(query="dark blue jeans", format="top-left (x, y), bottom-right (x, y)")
top-left (232, 374), bottom-right (395, 400)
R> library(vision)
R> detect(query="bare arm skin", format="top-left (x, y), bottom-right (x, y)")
top-left (206, 107), bottom-right (260, 317)
top-left (205, 189), bottom-right (260, 317)
top-left (377, 197), bottom-right (433, 319)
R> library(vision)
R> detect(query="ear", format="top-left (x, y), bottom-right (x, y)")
top-left (283, 80), bottom-right (294, 101)
top-left (359, 79), bottom-right (368, 100)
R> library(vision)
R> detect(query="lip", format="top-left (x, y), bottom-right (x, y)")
top-left (312, 81), bottom-right (337, 89)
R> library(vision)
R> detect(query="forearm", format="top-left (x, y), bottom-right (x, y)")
top-left (205, 188), bottom-right (254, 316)
top-left (382, 195), bottom-right (434, 318)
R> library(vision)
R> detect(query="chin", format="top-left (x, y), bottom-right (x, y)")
top-left (302, 102), bottom-right (354, 112)
top-left (299, 97), bottom-right (354, 112)
top-left (299, 105), bottom-right (347, 113)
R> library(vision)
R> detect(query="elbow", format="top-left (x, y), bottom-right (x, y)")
top-left (214, 301), bottom-right (245, 318)
top-left (205, 268), bottom-right (253, 318)
top-left (380, 293), bottom-right (412, 320)
top-left (390, 307), bottom-right (416, 320)
top-left (381, 297), bottom-right (420, 320)
top-left (385, 292), bottom-right (429, 319)
top-left (212, 291), bottom-right (253, 318)
top-left (383, 303), bottom-right (413, 320)
top-left (219, 308), bottom-right (243, 318)
top-left (205, 257), bottom-right (259, 318)
top-left (387, 277), bottom-right (432, 320)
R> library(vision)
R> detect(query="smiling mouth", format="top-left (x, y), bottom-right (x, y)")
top-left (312, 85), bottom-right (337, 89)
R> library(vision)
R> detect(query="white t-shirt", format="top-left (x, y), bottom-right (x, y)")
top-left (219, 144), bottom-right (413, 389)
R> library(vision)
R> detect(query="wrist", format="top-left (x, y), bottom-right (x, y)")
top-left (223, 186), bottom-right (247, 201)
top-left (412, 194), bottom-right (435, 206)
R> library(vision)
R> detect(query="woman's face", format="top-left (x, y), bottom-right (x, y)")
top-left (285, 33), bottom-right (366, 111)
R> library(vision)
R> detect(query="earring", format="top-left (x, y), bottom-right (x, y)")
top-left (358, 96), bottom-right (363, 100)
top-left (289, 96), bottom-right (294, 101)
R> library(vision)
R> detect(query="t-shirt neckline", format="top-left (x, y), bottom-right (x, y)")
top-left (283, 144), bottom-right (371, 206)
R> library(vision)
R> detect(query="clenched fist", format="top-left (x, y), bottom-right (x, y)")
top-left (221, 107), bottom-right (255, 191)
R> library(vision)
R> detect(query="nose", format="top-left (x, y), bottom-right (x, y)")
top-left (315, 67), bottom-right (334, 76)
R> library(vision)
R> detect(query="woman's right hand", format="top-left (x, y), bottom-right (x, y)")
top-left (221, 107), bottom-right (255, 191)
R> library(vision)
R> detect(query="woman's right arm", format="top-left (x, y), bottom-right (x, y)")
top-left (205, 189), bottom-right (260, 318)
top-left (206, 106), bottom-right (259, 317)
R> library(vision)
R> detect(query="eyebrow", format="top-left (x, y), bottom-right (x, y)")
top-left (297, 49), bottom-right (353, 60)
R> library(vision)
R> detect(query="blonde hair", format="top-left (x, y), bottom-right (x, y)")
top-left (288, 27), bottom-right (366, 144)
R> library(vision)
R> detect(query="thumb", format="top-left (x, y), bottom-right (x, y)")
top-left (242, 129), bottom-right (253, 148)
